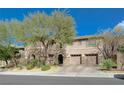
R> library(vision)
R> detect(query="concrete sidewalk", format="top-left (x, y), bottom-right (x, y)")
top-left (0, 71), bottom-right (114, 78)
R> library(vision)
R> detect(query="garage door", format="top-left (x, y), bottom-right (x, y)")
top-left (85, 54), bottom-right (98, 66)
top-left (70, 54), bottom-right (82, 65)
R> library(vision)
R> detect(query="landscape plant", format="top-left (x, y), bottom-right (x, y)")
top-left (0, 20), bottom-right (21, 67)
top-left (41, 64), bottom-right (51, 71)
top-left (97, 28), bottom-right (123, 60)
top-left (26, 59), bottom-right (39, 70)
top-left (0, 10), bottom-right (76, 70)
top-left (0, 45), bottom-right (12, 66)
top-left (101, 59), bottom-right (117, 70)
top-left (26, 63), bottom-right (34, 70)
top-left (18, 10), bottom-right (76, 65)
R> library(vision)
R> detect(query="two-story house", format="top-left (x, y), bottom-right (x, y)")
top-left (24, 35), bottom-right (104, 66)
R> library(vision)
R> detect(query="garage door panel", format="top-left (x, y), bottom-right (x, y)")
top-left (70, 55), bottom-right (81, 65)
top-left (85, 54), bottom-right (98, 66)
top-left (86, 56), bottom-right (96, 65)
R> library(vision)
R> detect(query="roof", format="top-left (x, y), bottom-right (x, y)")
top-left (74, 35), bottom-right (104, 41)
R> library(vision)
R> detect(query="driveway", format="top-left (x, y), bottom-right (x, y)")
top-left (58, 65), bottom-right (101, 73)
top-left (55, 65), bottom-right (114, 78)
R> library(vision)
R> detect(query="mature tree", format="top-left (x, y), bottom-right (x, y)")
top-left (21, 10), bottom-right (76, 65)
top-left (0, 45), bottom-right (19, 66)
top-left (0, 45), bottom-right (11, 65)
top-left (0, 21), bottom-right (11, 45)
top-left (0, 20), bottom-right (20, 66)
top-left (97, 27), bottom-right (124, 60)
top-left (0, 21), bottom-right (11, 65)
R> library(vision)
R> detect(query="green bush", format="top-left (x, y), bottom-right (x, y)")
top-left (26, 63), bottom-right (34, 70)
top-left (36, 60), bottom-right (43, 68)
top-left (41, 65), bottom-right (51, 71)
top-left (17, 64), bottom-right (23, 70)
top-left (101, 59), bottom-right (117, 70)
top-left (26, 59), bottom-right (42, 70)
top-left (32, 59), bottom-right (38, 67)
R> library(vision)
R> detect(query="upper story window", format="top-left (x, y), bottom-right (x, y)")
top-left (73, 41), bottom-right (81, 46)
top-left (87, 39), bottom-right (97, 47)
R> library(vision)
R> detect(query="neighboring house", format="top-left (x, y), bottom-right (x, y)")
top-left (24, 35), bottom-right (104, 66)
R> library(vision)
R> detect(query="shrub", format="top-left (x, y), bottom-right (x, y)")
top-left (35, 60), bottom-right (43, 68)
top-left (41, 65), bottom-right (51, 71)
top-left (26, 63), bottom-right (34, 70)
top-left (26, 61), bottom-right (34, 70)
top-left (32, 59), bottom-right (38, 67)
top-left (101, 59), bottom-right (117, 70)
top-left (17, 64), bottom-right (23, 70)
top-left (26, 59), bottom-right (40, 70)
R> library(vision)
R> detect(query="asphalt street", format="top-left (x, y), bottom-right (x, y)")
top-left (0, 75), bottom-right (124, 85)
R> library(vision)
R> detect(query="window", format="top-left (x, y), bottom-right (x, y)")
top-left (87, 39), bottom-right (97, 47)
top-left (49, 54), bottom-right (54, 57)
top-left (73, 41), bottom-right (81, 46)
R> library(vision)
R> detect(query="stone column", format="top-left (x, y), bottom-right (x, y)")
top-left (81, 54), bottom-right (85, 64)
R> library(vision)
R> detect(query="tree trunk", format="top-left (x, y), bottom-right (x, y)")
top-left (13, 58), bottom-right (18, 67)
top-left (43, 47), bottom-right (48, 65)
top-left (5, 60), bottom-right (8, 65)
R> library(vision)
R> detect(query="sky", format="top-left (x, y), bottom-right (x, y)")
top-left (0, 8), bottom-right (124, 36)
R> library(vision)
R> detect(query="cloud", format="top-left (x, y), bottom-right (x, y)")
top-left (114, 20), bottom-right (124, 32)
top-left (115, 20), bottom-right (124, 29)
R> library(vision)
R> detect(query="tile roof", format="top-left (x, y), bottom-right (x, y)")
top-left (74, 35), bottom-right (104, 41)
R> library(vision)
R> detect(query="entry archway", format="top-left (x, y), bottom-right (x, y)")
top-left (58, 54), bottom-right (63, 64)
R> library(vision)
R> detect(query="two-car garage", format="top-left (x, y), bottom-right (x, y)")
top-left (70, 54), bottom-right (98, 66)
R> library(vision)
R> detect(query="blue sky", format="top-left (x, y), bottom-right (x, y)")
top-left (0, 8), bottom-right (124, 36)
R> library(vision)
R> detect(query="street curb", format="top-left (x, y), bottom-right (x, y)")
top-left (0, 72), bottom-right (114, 78)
